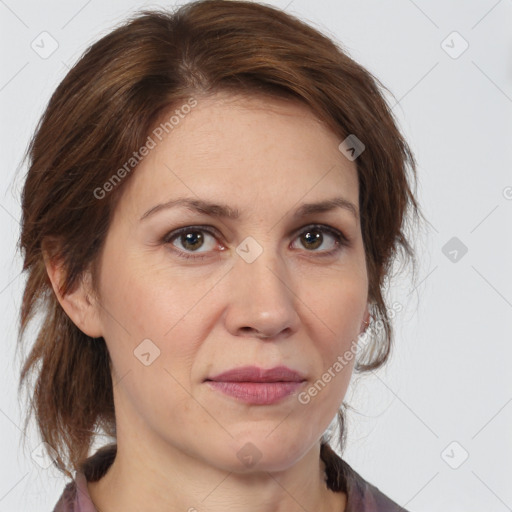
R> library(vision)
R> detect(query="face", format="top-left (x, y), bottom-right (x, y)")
top-left (91, 93), bottom-right (369, 473)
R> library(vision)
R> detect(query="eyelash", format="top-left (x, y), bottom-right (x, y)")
top-left (162, 224), bottom-right (350, 261)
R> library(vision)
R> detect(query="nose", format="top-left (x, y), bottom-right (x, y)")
top-left (223, 245), bottom-right (300, 341)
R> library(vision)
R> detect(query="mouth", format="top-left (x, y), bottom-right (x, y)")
top-left (205, 365), bottom-right (306, 383)
top-left (204, 365), bottom-right (306, 405)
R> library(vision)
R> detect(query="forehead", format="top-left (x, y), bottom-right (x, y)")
top-left (116, 93), bottom-right (359, 219)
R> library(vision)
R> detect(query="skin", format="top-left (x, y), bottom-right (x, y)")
top-left (46, 92), bottom-right (370, 512)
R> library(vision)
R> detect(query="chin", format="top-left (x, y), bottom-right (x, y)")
top-left (209, 435), bottom-right (309, 474)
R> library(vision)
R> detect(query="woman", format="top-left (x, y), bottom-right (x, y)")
top-left (17, 1), bottom-right (422, 510)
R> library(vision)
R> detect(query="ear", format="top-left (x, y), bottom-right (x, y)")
top-left (359, 304), bottom-right (371, 334)
top-left (42, 248), bottom-right (103, 338)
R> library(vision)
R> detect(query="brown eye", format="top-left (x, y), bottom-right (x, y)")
top-left (178, 231), bottom-right (205, 251)
top-left (292, 224), bottom-right (349, 256)
top-left (300, 229), bottom-right (323, 250)
top-left (163, 226), bottom-right (220, 260)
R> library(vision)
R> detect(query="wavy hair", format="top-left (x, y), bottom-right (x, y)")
top-left (16, 0), bottom-right (423, 479)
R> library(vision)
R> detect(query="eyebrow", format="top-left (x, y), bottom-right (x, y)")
top-left (139, 196), bottom-right (358, 221)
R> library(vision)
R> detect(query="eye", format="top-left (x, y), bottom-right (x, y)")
top-left (162, 223), bottom-right (350, 261)
top-left (163, 225), bottom-right (220, 260)
top-left (291, 224), bottom-right (349, 257)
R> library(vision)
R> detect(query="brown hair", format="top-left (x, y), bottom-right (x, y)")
top-left (16, 0), bottom-right (424, 479)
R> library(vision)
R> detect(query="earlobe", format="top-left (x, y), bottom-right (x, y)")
top-left (360, 304), bottom-right (371, 334)
top-left (42, 250), bottom-right (103, 338)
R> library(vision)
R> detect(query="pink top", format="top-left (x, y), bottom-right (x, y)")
top-left (52, 444), bottom-right (408, 512)
top-left (52, 472), bottom-right (97, 512)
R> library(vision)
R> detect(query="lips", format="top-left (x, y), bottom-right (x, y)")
top-left (206, 365), bottom-right (306, 383)
top-left (205, 365), bottom-right (307, 405)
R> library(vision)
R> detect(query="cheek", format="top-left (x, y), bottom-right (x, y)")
top-left (97, 263), bottom-right (206, 427)
top-left (288, 270), bottom-right (366, 411)
top-left (97, 251), bottom-right (217, 382)
top-left (313, 275), bottom-right (367, 344)
top-left (98, 247), bottom-right (185, 337)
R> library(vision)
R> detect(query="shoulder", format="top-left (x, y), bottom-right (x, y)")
top-left (342, 460), bottom-right (409, 512)
top-left (52, 444), bottom-right (116, 512)
top-left (52, 472), bottom-right (98, 512)
top-left (52, 471), bottom-right (97, 512)
top-left (54, 443), bottom-right (407, 512)
top-left (52, 480), bottom-right (76, 512)
top-left (321, 442), bottom-right (409, 512)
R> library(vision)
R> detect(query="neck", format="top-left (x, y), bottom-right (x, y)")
top-left (87, 439), bottom-right (346, 512)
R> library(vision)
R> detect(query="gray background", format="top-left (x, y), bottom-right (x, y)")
top-left (1, 0), bottom-right (511, 510)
